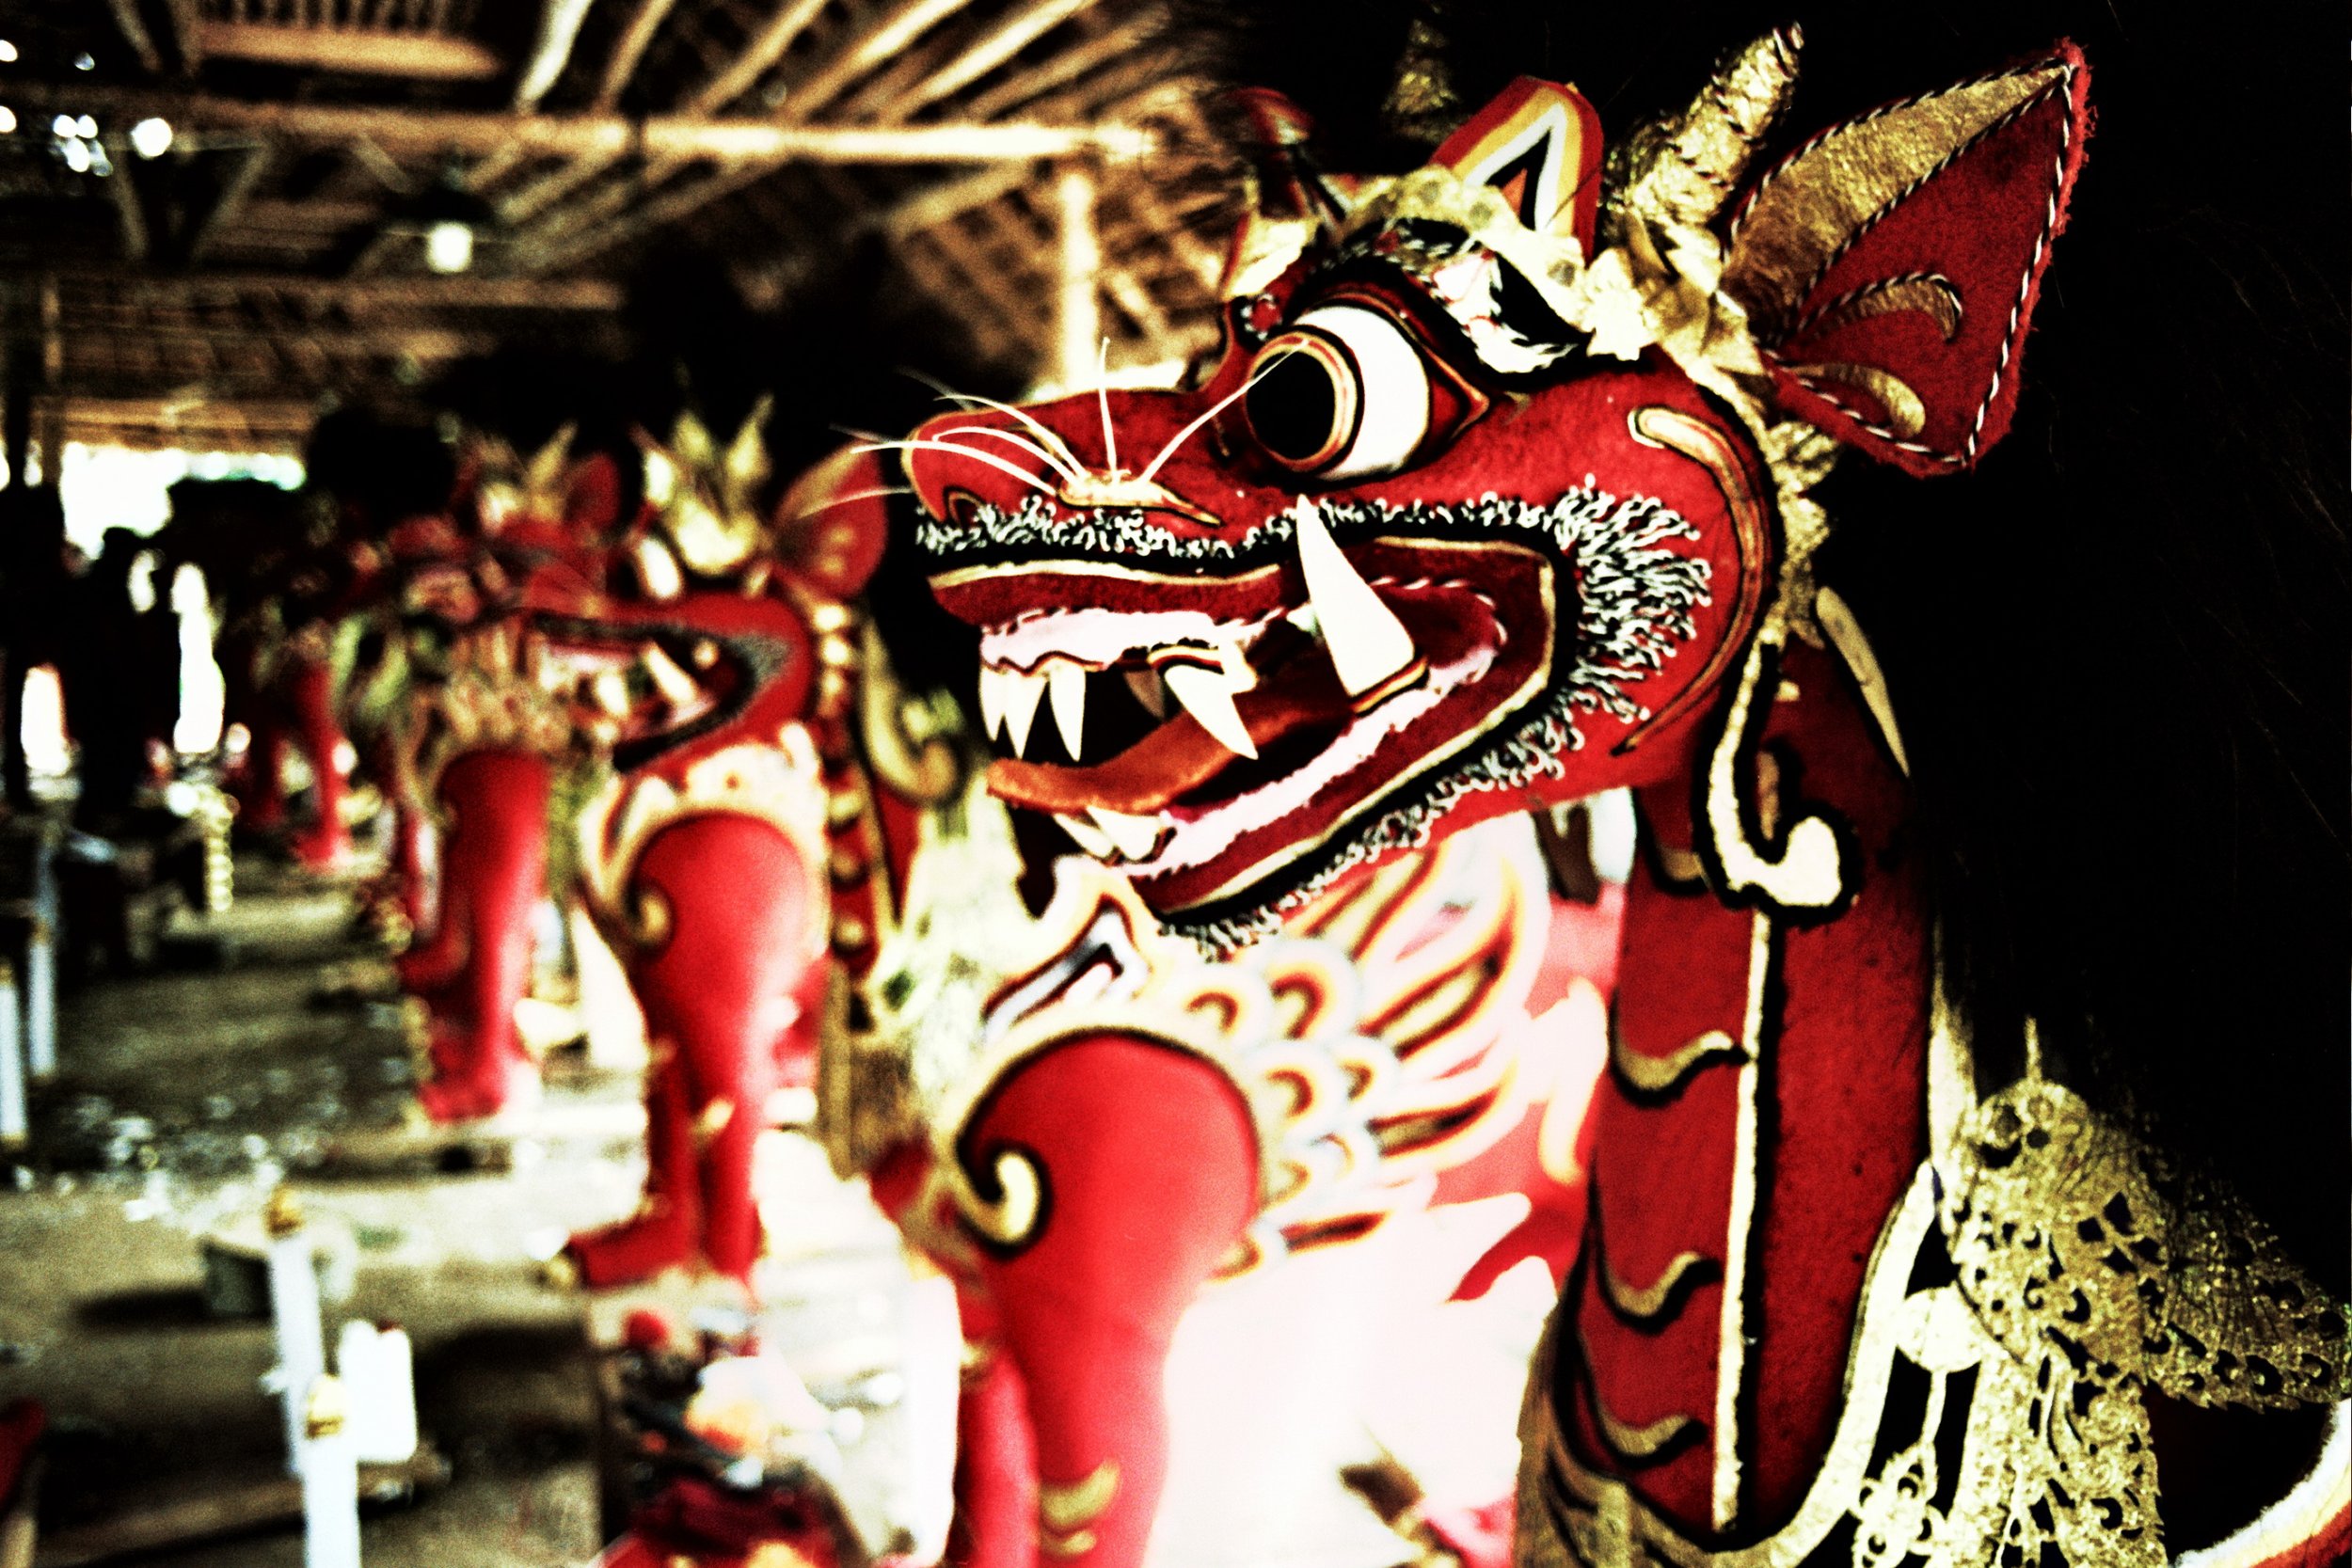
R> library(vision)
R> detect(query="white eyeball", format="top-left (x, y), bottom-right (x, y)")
top-left (1245, 304), bottom-right (1432, 481)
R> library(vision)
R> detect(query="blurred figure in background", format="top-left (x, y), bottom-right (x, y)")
top-left (0, 487), bottom-right (72, 810)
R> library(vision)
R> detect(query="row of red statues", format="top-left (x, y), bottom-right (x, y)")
top-left (194, 23), bottom-right (2344, 1568)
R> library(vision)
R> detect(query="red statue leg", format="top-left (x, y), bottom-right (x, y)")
top-left (961, 1035), bottom-right (1258, 1568)
top-left (567, 1042), bottom-right (699, 1287)
top-left (569, 813), bottom-right (815, 1286)
top-left (285, 654), bottom-right (352, 871)
top-left (412, 747), bottom-right (552, 1124)
top-left (951, 1328), bottom-right (1040, 1568)
top-left (240, 705), bottom-right (291, 834)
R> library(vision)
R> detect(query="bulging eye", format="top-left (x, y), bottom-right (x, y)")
top-left (1243, 304), bottom-right (1432, 481)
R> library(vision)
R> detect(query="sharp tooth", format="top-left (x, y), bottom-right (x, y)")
top-left (977, 665), bottom-right (1009, 740)
top-left (1164, 664), bottom-right (1257, 758)
top-left (1124, 667), bottom-right (1169, 720)
top-left (1216, 638), bottom-right (1257, 692)
top-left (1054, 812), bottom-right (1117, 858)
top-left (1087, 806), bottom-right (1166, 861)
top-left (1003, 670), bottom-right (1046, 756)
top-left (642, 643), bottom-right (699, 706)
top-left (1048, 659), bottom-right (1087, 759)
top-left (1291, 497), bottom-right (1419, 699)
top-left (592, 670), bottom-right (631, 717)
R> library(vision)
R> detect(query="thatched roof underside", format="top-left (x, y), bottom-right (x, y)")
top-left (0, 0), bottom-right (1237, 451)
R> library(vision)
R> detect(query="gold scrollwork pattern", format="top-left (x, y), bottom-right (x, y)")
top-left (1038, 1459), bottom-right (1120, 1559)
top-left (1518, 1088), bottom-right (2352, 1568)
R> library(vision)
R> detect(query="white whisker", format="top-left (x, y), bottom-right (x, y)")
top-left (848, 437), bottom-right (1056, 498)
top-left (930, 425), bottom-right (1063, 471)
top-left (1136, 363), bottom-right (1278, 486)
top-left (901, 372), bottom-right (1089, 484)
top-left (1095, 338), bottom-right (1119, 478)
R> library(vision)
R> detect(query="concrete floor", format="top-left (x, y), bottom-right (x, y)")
top-left (0, 859), bottom-right (917, 1568)
top-left (0, 851), bottom-right (1549, 1568)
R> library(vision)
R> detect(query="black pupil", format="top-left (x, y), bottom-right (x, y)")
top-left (1247, 346), bottom-right (1341, 466)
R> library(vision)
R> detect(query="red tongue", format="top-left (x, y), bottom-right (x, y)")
top-left (990, 655), bottom-right (1350, 816)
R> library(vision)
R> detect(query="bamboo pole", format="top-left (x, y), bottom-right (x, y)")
top-left (513, 0), bottom-right (600, 108)
top-left (593, 0), bottom-right (682, 106)
top-left (884, 0), bottom-right (1099, 122)
top-left (1056, 163), bottom-right (1099, 392)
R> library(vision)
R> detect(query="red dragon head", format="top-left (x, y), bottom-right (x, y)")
top-left (908, 34), bottom-right (2089, 949)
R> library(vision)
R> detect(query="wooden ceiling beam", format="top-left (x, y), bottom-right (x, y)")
top-left (683, 0), bottom-right (830, 114)
top-left (188, 144), bottom-right (272, 263)
top-left (162, 0), bottom-right (205, 74)
top-left (9, 82), bottom-right (1150, 163)
top-left (510, 0), bottom-right (991, 264)
top-left (880, 160), bottom-right (1035, 240)
top-left (59, 324), bottom-right (488, 359)
top-left (108, 163), bottom-right (152, 262)
top-left (34, 273), bottom-right (626, 310)
top-left (106, 0), bottom-right (167, 76)
top-left (195, 21), bottom-right (505, 81)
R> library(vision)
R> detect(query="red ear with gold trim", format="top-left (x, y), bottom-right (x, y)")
top-left (563, 451), bottom-right (625, 539)
top-left (1723, 44), bottom-right (2090, 477)
top-left (773, 446), bottom-right (891, 600)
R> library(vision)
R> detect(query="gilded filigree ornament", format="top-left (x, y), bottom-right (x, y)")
top-left (1518, 1077), bottom-right (2352, 1568)
top-left (639, 399), bottom-right (773, 578)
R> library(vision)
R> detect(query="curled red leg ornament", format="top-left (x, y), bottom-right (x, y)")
top-left (570, 813), bottom-right (817, 1286)
top-left (956, 1034), bottom-right (1257, 1568)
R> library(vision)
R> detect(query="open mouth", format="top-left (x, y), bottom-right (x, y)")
top-left (928, 495), bottom-right (1586, 927)
top-left (924, 482), bottom-right (1720, 946)
top-left (529, 615), bottom-right (765, 770)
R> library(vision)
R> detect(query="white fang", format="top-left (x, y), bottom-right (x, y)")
top-left (1055, 812), bottom-right (1116, 857)
top-left (1164, 664), bottom-right (1256, 759)
top-left (1125, 667), bottom-right (1169, 719)
top-left (1003, 670), bottom-right (1046, 756)
top-left (1048, 659), bottom-right (1087, 759)
top-left (1291, 496), bottom-right (1419, 699)
top-left (1086, 806), bottom-right (1166, 861)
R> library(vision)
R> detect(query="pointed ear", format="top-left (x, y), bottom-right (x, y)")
top-left (1430, 77), bottom-right (1605, 255)
top-left (564, 452), bottom-right (624, 538)
top-left (1723, 44), bottom-right (2090, 476)
top-left (775, 446), bottom-right (889, 599)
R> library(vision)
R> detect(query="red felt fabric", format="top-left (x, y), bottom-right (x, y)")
top-left (962, 1034), bottom-right (1258, 1568)
top-left (1420, 1494), bottom-right (1514, 1568)
top-left (0, 1398), bottom-right (42, 1515)
top-left (594, 1475), bottom-right (844, 1568)
top-left (1743, 642), bottom-right (1927, 1519)
top-left (285, 652), bottom-right (352, 871)
top-left (1554, 647), bottom-right (1930, 1536)
top-left (410, 746), bottom-right (552, 1123)
top-left (1755, 47), bottom-right (2091, 477)
top-left (575, 813), bottom-right (815, 1285)
top-left (912, 361), bottom-right (1773, 917)
top-left (948, 1346), bottom-right (1040, 1568)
